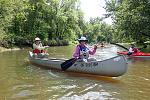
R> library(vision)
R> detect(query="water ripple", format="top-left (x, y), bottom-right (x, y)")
top-left (58, 91), bottom-right (118, 100)
top-left (11, 90), bottom-right (39, 99)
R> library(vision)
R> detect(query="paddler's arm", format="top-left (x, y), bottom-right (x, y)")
top-left (73, 46), bottom-right (80, 59)
top-left (89, 45), bottom-right (97, 55)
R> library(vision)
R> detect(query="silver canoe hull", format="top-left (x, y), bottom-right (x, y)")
top-left (28, 51), bottom-right (128, 77)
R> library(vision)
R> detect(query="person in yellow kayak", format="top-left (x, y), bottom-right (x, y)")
top-left (127, 44), bottom-right (140, 55)
top-left (33, 37), bottom-right (49, 58)
top-left (73, 36), bottom-right (97, 62)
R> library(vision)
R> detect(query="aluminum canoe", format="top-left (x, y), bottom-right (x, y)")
top-left (29, 51), bottom-right (128, 77)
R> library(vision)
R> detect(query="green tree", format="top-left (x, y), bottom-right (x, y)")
top-left (105, 0), bottom-right (150, 43)
top-left (85, 17), bottom-right (113, 43)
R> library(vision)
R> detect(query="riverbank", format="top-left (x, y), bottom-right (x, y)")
top-left (0, 47), bottom-right (20, 53)
top-left (0, 43), bottom-right (75, 53)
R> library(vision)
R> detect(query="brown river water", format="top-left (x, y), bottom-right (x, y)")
top-left (0, 45), bottom-right (150, 100)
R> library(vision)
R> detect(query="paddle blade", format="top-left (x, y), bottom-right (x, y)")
top-left (61, 58), bottom-right (77, 71)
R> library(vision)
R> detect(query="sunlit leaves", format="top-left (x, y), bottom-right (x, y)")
top-left (105, 0), bottom-right (150, 43)
top-left (0, 0), bottom-right (85, 47)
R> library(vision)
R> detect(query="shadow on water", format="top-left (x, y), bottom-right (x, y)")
top-left (64, 72), bottom-right (122, 83)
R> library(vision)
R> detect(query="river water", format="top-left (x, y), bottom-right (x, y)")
top-left (0, 45), bottom-right (150, 100)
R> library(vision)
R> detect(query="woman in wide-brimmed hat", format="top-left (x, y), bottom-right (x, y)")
top-left (33, 37), bottom-right (49, 57)
top-left (73, 36), bottom-right (97, 61)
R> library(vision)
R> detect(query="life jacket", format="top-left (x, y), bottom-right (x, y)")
top-left (33, 49), bottom-right (46, 54)
top-left (33, 48), bottom-right (40, 54)
top-left (33, 43), bottom-right (46, 54)
top-left (133, 48), bottom-right (139, 53)
top-left (78, 45), bottom-right (89, 59)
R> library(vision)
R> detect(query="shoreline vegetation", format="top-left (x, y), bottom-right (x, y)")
top-left (0, 0), bottom-right (150, 54)
top-left (0, 47), bottom-right (20, 52)
top-left (1, 41), bottom-right (149, 53)
top-left (0, 40), bottom-right (78, 53)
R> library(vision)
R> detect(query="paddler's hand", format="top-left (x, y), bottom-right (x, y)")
top-left (44, 46), bottom-right (49, 48)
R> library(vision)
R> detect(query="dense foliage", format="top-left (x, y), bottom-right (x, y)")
top-left (1, 0), bottom-right (149, 48)
top-left (105, 0), bottom-right (150, 43)
top-left (0, 0), bottom-right (85, 47)
top-left (84, 17), bottom-right (113, 43)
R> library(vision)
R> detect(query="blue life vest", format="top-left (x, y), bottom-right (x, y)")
top-left (78, 45), bottom-right (89, 59)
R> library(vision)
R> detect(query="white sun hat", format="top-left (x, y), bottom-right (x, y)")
top-left (78, 36), bottom-right (88, 41)
top-left (35, 37), bottom-right (41, 41)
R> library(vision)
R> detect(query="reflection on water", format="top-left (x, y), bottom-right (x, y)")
top-left (0, 45), bottom-right (150, 100)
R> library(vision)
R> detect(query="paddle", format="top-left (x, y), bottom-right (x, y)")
top-left (110, 42), bottom-right (147, 51)
top-left (61, 58), bottom-right (77, 71)
top-left (110, 42), bottom-right (128, 51)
